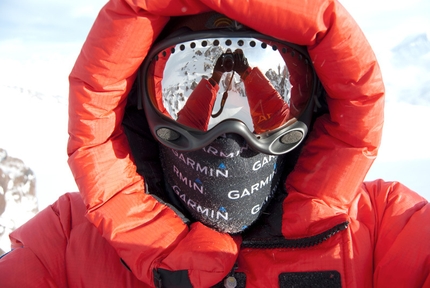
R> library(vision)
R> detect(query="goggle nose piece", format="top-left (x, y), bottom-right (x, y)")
top-left (156, 127), bottom-right (180, 141)
top-left (280, 130), bottom-right (303, 145)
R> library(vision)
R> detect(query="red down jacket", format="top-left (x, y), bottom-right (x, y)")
top-left (1, 0), bottom-right (429, 287)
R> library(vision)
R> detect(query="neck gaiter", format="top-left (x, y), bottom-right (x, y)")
top-left (160, 134), bottom-right (284, 234)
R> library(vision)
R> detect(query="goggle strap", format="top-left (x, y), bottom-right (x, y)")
top-left (211, 72), bottom-right (235, 118)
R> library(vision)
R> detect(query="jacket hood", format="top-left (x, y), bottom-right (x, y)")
top-left (68, 0), bottom-right (384, 247)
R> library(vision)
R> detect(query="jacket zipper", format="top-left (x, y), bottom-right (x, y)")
top-left (215, 222), bottom-right (350, 287)
top-left (241, 221), bottom-right (349, 249)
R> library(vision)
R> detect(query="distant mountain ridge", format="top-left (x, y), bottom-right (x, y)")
top-left (0, 148), bottom-right (38, 255)
top-left (389, 33), bottom-right (430, 106)
top-left (1, 85), bottom-right (67, 105)
top-left (391, 33), bottom-right (430, 66)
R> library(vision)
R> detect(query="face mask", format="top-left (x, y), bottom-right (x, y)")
top-left (160, 134), bottom-right (285, 234)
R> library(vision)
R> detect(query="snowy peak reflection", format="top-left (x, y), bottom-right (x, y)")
top-left (155, 38), bottom-right (294, 130)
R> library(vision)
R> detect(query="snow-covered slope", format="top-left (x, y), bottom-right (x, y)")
top-left (386, 33), bottom-right (430, 105)
top-left (0, 85), bottom-right (78, 211)
top-left (0, 148), bottom-right (38, 254)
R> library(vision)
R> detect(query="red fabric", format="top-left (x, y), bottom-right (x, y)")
top-left (0, 193), bottom-right (147, 287)
top-left (1, 0), bottom-right (424, 287)
top-left (176, 79), bottom-right (219, 130)
top-left (1, 183), bottom-right (428, 287)
top-left (244, 67), bottom-right (291, 133)
top-left (175, 69), bottom-right (289, 132)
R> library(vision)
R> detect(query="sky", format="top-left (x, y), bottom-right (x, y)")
top-left (0, 0), bottom-right (429, 212)
top-left (340, 0), bottom-right (430, 196)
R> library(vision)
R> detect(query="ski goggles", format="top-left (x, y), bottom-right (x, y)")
top-left (139, 31), bottom-right (320, 155)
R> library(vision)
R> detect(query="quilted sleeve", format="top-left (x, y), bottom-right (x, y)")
top-left (365, 180), bottom-right (430, 287)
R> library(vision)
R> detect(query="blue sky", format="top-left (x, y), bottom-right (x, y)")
top-left (0, 0), bottom-right (429, 209)
top-left (0, 0), bottom-right (106, 97)
top-left (0, 0), bottom-right (102, 43)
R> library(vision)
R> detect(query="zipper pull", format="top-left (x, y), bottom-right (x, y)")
top-left (224, 262), bottom-right (239, 288)
top-left (224, 276), bottom-right (237, 288)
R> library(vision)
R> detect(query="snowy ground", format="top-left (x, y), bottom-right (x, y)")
top-left (0, 0), bottom-right (429, 216)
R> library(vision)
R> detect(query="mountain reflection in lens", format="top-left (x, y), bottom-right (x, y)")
top-left (147, 37), bottom-right (313, 135)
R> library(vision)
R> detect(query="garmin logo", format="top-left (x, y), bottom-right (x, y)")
top-left (252, 155), bottom-right (277, 171)
top-left (173, 165), bottom-right (204, 194)
top-left (247, 174), bottom-right (280, 215)
top-left (251, 204), bottom-right (261, 215)
top-left (171, 149), bottom-right (229, 178)
top-left (172, 185), bottom-right (229, 221)
top-left (227, 171), bottom-right (275, 200)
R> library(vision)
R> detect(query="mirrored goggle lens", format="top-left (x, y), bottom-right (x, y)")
top-left (145, 37), bottom-right (314, 134)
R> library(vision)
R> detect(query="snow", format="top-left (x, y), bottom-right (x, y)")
top-left (0, 86), bottom-right (78, 210)
top-left (159, 37), bottom-right (292, 131)
top-left (0, 0), bottom-right (429, 218)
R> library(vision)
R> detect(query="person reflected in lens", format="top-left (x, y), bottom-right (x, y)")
top-left (233, 49), bottom-right (291, 134)
top-left (176, 49), bottom-right (291, 133)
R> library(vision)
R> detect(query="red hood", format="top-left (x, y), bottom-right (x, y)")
top-left (67, 0), bottom-right (384, 282)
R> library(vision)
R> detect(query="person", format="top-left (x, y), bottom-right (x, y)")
top-left (174, 48), bottom-right (292, 133)
top-left (0, 1), bottom-right (429, 288)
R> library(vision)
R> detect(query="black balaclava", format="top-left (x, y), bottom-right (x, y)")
top-left (160, 133), bottom-right (285, 234)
